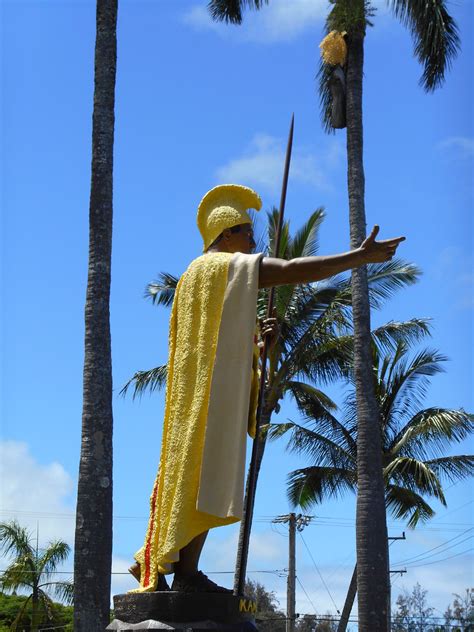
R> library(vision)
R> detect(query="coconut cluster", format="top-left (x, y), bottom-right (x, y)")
top-left (319, 30), bottom-right (347, 66)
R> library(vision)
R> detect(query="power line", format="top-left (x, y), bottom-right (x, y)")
top-left (393, 528), bottom-right (473, 565)
top-left (298, 532), bottom-right (340, 615)
top-left (0, 568), bottom-right (286, 577)
top-left (401, 534), bottom-right (473, 565)
top-left (403, 547), bottom-right (473, 569)
top-left (3, 508), bottom-right (471, 531)
top-left (295, 575), bottom-right (318, 615)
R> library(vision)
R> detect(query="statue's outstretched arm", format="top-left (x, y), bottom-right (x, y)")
top-left (258, 225), bottom-right (405, 288)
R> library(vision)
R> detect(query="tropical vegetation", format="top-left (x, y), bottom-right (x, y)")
top-left (269, 333), bottom-right (473, 629)
top-left (0, 593), bottom-right (73, 632)
top-left (0, 520), bottom-right (73, 632)
top-left (392, 583), bottom-right (474, 631)
top-left (272, 337), bottom-right (473, 526)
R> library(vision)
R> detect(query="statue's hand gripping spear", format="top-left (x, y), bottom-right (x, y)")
top-left (234, 114), bottom-right (295, 597)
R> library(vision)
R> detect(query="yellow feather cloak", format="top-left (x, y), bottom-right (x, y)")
top-left (133, 251), bottom-right (262, 591)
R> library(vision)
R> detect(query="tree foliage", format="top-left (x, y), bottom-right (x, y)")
top-left (0, 592), bottom-right (73, 632)
top-left (271, 335), bottom-right (473, 527)
top-left (392, 583), bottom-right (435, 631)
top-left (244, 579), bottom-right (286, 632)
top-left (444, 588), bottom-right (474, 631)
top-left (0, 521), bottom-right (73, 632)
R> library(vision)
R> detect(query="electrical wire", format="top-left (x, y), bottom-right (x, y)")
top-left (393, 527), bottom-right (473, 565)
top-left (0, 568), bottom-right (286, 576)
top-left (402, 547), bottom-right (473, 569)
top-left (298, 532), bottom-right (340, 614)
top-left (295, 575), bottom-right (318, 615)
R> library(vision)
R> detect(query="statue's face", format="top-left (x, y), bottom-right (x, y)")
top-left (222, 223), bottom-right (256, 254)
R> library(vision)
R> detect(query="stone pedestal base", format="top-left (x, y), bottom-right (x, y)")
top-left (107, 592), bottom-right (258, 631)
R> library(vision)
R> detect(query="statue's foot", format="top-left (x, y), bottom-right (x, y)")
top-left (128, 562), bottom-right (170, 591)
top-left (128, 563), bottom-right (141, 582)
top-left (171, 570), bottom-right (232, 594)
top-left (156, 574), bottom-right (171, 591)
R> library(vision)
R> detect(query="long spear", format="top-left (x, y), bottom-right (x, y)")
top-left (235, 114), bottom-right (295, 597)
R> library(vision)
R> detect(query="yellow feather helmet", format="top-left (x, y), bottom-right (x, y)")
top-left (197, 184), bottom-right (262, 251)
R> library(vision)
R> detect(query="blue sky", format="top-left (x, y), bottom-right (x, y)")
top-left (1, 0), bottom-right (473, 625)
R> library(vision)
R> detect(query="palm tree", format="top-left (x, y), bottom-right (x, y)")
top-left (269, 336), bottom-right (473, 629)
top-left (207, 1), bottom-right (460, 627)
top-left (122, 208), bottom-right (420, 590)
top-left (73, 1), bottom-right (117, 631)
top-left (0, 520), bottom-right (73, 632)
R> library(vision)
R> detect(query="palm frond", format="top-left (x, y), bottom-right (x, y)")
top-left (120, 364), bottom-right (167, 399)
top-left (269, 419), bottom-right (355, 469)
top-left (277, 280), bottom-right (354, 386)
top-left (267, 208), bottom-right (291, 259)
top-left (384, 456), bottom-right (446, 504)
top-left (380, 347), bottom-right (447, 428)
top-left (284, 333), bottom-right (354, 387)
top-left (288, 208), bottom-right (325, 259)
top-left (371, 318), bottom-right (432, 355)
top-left (285, 381), bottom-right (338, 412)
top-left (282, 278), bottom-right (352, 338)
top-left (316, 58), bottom-right (335, 135)
top-left (390, 409), bottom-right (474, 457)
top-left (40, 580), bottom-right (74, 605)
top-left (385, 484), bottom-right (435, 528)
top-left (424, 455), bottom-right (474, 485)
top-left (284, 381), bottom-right (357, 454)
top-left (365, 259), bottom-right (421, 309)
top-left (0, 560), bottom-right (35, 592)
top-left (0, 521), bottom-right (34, 559)
top-left (208, 0), bottom-right (268, 24)
top-left (388, 0), bottom-right (460, 91)
top-left (146, 272), bottom-right (179, 307)
top-left (38, 541), bottom-right (70, 579)
top-left (287, 466), bottom-right (356, 509)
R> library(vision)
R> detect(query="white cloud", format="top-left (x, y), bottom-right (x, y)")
top-left (437, 136), bottom-right (474, 158)
top-left (0, 440), bottom-right (76, 547)
top-left (215, 133), bottom-right (342, 194)
top-left (183, 1), bottom-right (329, 44)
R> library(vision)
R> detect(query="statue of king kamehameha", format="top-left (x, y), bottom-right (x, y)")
top-left (129, 183), bottom-right (405, 594)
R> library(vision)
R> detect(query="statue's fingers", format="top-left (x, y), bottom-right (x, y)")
top-left (368, 225), bottom-right (380, 243)
top-left (381, 236), bottom-right (405, 245)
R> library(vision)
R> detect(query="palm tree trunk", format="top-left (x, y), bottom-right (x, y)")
top-left (31, 586), bottom-right (40, 632)
top-left (233, 407), bottom-right (272, 593)
top-left (73, 1), bottom-right (117, 630)
top-left (345, 15), bottom-right (389, 632)
top-left (337, 564), bottom-right (357, 632)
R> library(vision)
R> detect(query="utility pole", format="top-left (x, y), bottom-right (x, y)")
top-left (288, 513), bottom-right (296, 632)
top-left (388, 533), bottom-right (406, 630)
top-left (338, 533), bottom-right (406, 632)
top-left (274, 513), bottom-right (312, 632)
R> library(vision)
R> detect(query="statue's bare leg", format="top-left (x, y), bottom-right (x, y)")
top-left (128, 532), bottom-right (209, 588)
top-left (172, 531), bottom-right (231, 593)
top-left (174, 531), bottom-right (208, 577)
top-left (128, 561), bottom-right (170, 591)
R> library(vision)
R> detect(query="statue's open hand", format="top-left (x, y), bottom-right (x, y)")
top-left (360, 225), bottom-right (405, 263)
